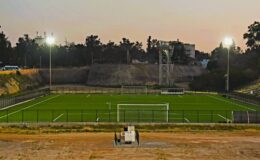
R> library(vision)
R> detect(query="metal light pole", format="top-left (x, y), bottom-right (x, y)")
top-left (46, 36), bottom-right (55, 90)
top-left (226, 47), bottom-right (230, 92)
top-left (223, 37), bottom-right (233, 92)
top-left (49, 45), bottom-right (52, 89)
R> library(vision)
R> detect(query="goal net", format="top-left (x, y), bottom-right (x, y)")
top-left (117, 103), bottom-right (169, 122)
top-left (161, 88), bottom-right (185, 95)
top-left (121, 86), bottom-right (148, 95)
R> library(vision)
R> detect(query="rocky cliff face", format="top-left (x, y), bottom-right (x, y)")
top-left (0, 73), bottom-right (43, 96)
top-left (87, 64), bottom-right (206, 87)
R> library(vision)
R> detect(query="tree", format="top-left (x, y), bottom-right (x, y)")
top-left (170, 41), bottom-right (189, 64)
top-left (147, 36), bottom-right (152, 54)
top-left (15, 34), bottom-right (39, 67)
top-left (0, 31), bottom-right (12, 65)
top-left (119, 38), bottom-right (134, 64)
top-left (146, 38), bottom-right (159, 63)
top-left (85, 35), bottom-right (102, 64)
top-left (102, 41), bottom-right (120, 63)
top-left (208, 42), bottom-right (241, 70)
top-left (243, 21), bottom-right (260, 51)
top-left (195, 50), bottom-right (209, 61)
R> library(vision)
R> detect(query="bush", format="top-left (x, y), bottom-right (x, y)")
top-left (16, 70), bottom-right (21, 75)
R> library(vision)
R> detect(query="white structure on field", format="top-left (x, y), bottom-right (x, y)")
top-left (158, 41), bottom-right (174, 86)
top-left (158, 40), bottom-right (196, 86)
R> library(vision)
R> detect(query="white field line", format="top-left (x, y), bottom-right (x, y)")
top-left (229, 97), bottom-right (260, 107)
top-left (170, 117), bottom-right (190, 123)
top-left (0, 98), bottom-right (36, 111)
top-left (184, 118), bottom-right (190, 123)
top-left (68, 112), bottom-right (114, 116)
top-left (173, 103), bottom-right (213, 105)
top-left (86, 95), bottom-right (91, 98)
top-left (53, 113), bottom-right (64, 122)
top-left (178, 95), bottom-right (183, 98)
top-left (0, 95), bottom-right (47, 111)
top-left (0, 95), bottom-right (60, 119)
top-left (207, 95), bottom-right (256, 111)
top-left (217, 114), bottom-right (231, 121)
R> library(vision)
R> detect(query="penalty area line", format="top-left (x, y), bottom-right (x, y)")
top-left (217, 114), bottom-right (231, 121)
top-left (184, 117), bottom-right (190, 123)
top-left (53, 113), bottom-right (64, 122)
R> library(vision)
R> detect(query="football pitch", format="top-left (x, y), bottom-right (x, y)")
top-left (0, 94), bottom-right (259, 123)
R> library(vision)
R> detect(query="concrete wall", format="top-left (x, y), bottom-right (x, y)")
top-left (40, 67), bottom-right (89, 84)
top-left (87, 64), bottom-right (206, 86)
top-left (87, 64), bottom-right (159, 86)
top-left (171, 65), bottom-right (207, 82)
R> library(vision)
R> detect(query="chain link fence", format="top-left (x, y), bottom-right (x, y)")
top-left (226, 92), bottom-right (260, 106)
top-left (0, 88), bottom-right (49, 109)
top-left (1, 109), bottom-right (258, 123)
top-left (50, 86), bottom-right (161, 94)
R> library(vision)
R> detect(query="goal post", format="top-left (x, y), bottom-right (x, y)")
top-left (161, 88), bottom-right (185, 95)
top-left (121, 86), bottom-right (148, 95)
top-left (117, 103), bottom-right (169, 122)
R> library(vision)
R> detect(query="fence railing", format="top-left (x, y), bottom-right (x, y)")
top-left (50, 86), bottom-right (161, 94)
top-left (227, 92), bottom-right (260, 106)
top-left (0, 109), bottom-right (258, 123)
top-left (0, 88), bottom-right (49, 109)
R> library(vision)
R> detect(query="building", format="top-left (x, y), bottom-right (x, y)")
top-left (34, 36), bottom-right (45, 46)
top-left (34, 32), bottom-right (47, 46)
top-left (183, 43), bottom-right (195, 59)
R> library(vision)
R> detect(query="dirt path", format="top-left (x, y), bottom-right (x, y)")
top-left (0, 131), bottom-right (260, 160)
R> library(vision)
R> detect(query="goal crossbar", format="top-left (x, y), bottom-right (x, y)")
top-left (117, 103), bottom-right (169, 122)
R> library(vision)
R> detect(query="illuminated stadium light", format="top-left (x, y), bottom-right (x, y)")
top-left (223, 37), bottom-right (233, 48)
top-left (223, 36), bottom-right (233, 92)
top-left (46, 35), bottom-right (56, 89)
top-left (46, 36), bottom-right (55, 45)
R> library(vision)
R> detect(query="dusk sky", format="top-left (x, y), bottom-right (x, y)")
top-left (0, 0), bottom-right (260, 52)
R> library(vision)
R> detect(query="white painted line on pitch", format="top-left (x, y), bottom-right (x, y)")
top-left (0, 95), bottom-right (47, 111)
top-left (53, 113), bottom-right (64, 122)
top-left (178, 95), bottom-right (183, 98)
top-left (86, 95), bottom-right (91, 98)
top-left (0, 98), bottom-right (35, 111)
top-left (184, 118), bottom-right (190, 123)
top-left (217, 114), bottom-right (230, 121)
top-left (0, 95), bottom-right (60, 119)
top-left (171, 117), bottom-right (190, 123)
top-left (207, 95), bottom-right (256, 111)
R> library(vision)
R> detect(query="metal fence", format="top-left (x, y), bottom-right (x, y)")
top-left (1, 109), bottom-right (258, 123)
top-left (50, 86), bottom-right (160, 94)
top-left (226, 92), bottom-right (260, 106)
top-left (233, 111), bottom-right (260, 123)
top-left (0, 88), bottom-right (49, 109)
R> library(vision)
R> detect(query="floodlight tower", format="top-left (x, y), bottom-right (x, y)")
top-left (158, 41), bottom-right (174, 86)
top-left (46, 35), bottom-right (55, 89)
top-left (223, 37), bottom-right (233, 92)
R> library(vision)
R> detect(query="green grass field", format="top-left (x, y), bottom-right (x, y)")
top-left (0, 94), bottom-right (259, 123)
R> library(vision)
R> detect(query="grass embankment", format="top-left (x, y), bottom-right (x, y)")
top-left (0, 123), bottom-right (259, 134)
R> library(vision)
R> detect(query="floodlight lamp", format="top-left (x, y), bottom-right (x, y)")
top-left (46, 36), bottom-right (55, 45)
top-left (223, 37), bottom-right (233, 47)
